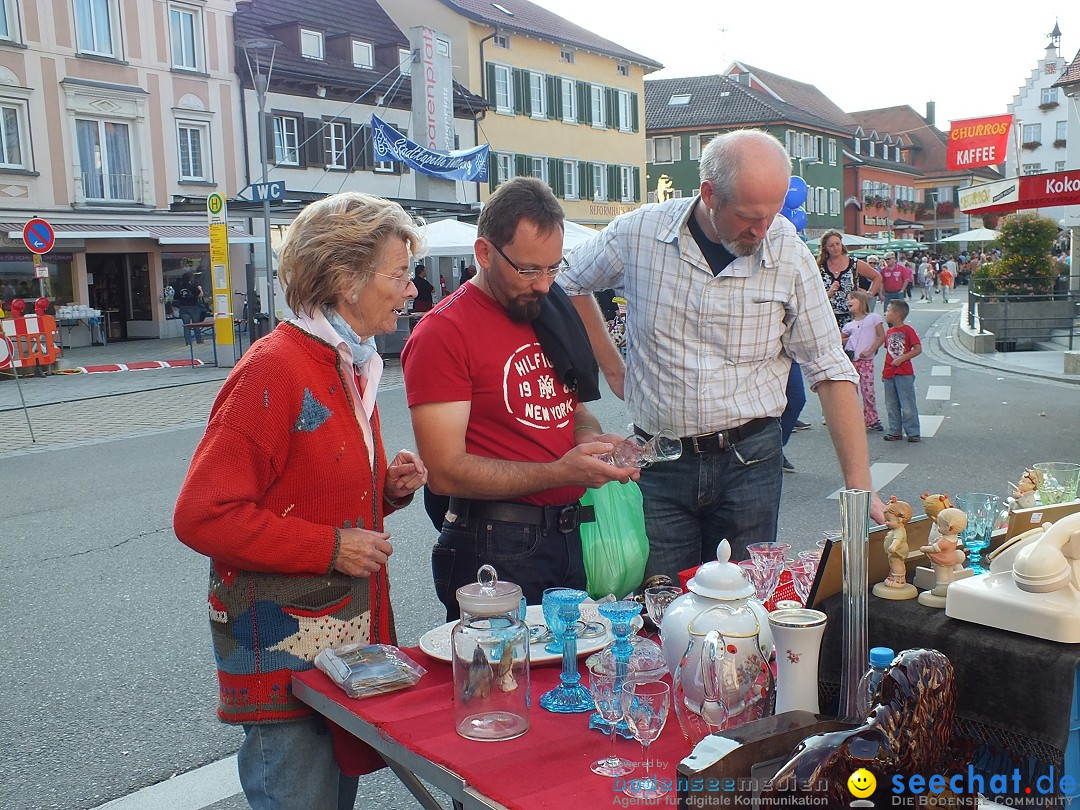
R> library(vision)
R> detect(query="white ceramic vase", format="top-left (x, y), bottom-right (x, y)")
top-left (768, 608), bottom-right (827, 715)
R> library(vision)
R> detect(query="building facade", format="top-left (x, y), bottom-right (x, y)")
top-left (378, 0), bottom-right (661, 226)
top-left (644, 74), bottom-right (847, 238)
top-left (1006, 24), bottom-right (1071, 225)
top-left (0, 0), bottom-right (253, 345)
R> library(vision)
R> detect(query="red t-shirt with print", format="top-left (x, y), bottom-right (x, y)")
top-left (401, 283), bottom-right (582, 506)
top-left (883, 323), bottom-right (920, 379)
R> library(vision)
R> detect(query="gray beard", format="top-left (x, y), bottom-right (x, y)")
top-left (722, 239), bottom-right (758, 257)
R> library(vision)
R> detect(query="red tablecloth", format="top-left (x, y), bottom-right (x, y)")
top-left (295, 647), bottom-right (693, 809)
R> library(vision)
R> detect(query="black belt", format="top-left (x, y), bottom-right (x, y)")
top-left (447, 497), bottom-right (595, 533)
top-left (635, 417), bottom-right (776, 455)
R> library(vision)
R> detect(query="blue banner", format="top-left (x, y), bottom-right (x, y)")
top-left (371, 115), bottom-right (489, 182)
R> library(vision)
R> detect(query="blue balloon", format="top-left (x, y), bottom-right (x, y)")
top-left (791, 207), bottom-right (808, 232)
top-left (785, 176), bottom-right (808, 209)
top-left (780, 206), bottom-right (795, 222)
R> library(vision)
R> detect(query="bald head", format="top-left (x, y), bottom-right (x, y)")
top-left (699, 129), bottom-right (791, 205)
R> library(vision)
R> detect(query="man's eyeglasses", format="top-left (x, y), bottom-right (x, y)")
top-left (488, 240), bottom-right (569, 279)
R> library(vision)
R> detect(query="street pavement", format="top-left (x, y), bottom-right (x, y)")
top-left (2, 299), bottom-right (1079, 810)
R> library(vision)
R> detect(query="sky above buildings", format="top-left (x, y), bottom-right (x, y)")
top-left (532, 0), bottom-right (1079, 129)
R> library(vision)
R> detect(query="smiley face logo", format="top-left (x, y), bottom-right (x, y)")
top-left (847, 768), bottom-right (876, 798)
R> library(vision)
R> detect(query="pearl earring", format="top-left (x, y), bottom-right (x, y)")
top-left (350, 293), bottom-right (359, 304)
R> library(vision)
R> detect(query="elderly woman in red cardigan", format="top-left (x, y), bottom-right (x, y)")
top-left (174, 191), bottom-right (427, 810)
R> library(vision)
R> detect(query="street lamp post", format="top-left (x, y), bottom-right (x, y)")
top-left (242, 38), bottom-right (282, 331)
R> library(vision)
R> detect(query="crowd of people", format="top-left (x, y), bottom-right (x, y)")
top-left (171, 130), bottom-right (923, 808)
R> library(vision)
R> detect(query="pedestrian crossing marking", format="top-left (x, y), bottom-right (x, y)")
top-left (919, 415), bottom-right (945, 437)
top-left (925, 385), bottom-right (951, 400)
top-left (828, 463), bottom-right (908, 500)
top-left (92, 755), bottom-right (240, 810)
top-left (931, 366), bottom-right (952, 377)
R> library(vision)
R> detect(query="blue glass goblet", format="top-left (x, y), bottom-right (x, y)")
top-left (955, 493), bottom-right (1000, 575)
top-left (589, 600), bottom-right (642, 738)
top-left (542, 587), bottom-right (569, 655)
top-left (539, 588), bottom-right (594, 713)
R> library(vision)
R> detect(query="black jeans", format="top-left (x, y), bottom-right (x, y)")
top-left (432, 511), bottom-right (587, 622)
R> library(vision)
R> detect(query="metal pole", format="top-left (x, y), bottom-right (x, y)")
top-left (255, 73), bottom-right (276, 329)
top-left (11, 363), bottom-right (35, 442)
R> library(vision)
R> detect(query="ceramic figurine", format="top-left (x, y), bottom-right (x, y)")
top-left (1008, 469), bottom-right (1038, 510)
top-left (918, 507), bottom-right (967, 608)
top-left (872, 497), bottom-right (917, 600)
top-left (921, 492), bottom-right (965, 573)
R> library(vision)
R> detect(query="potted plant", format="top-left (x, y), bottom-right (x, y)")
top-left (1038, 101), bottom-right (1059, 111)
top-left (936, 201), bottom-right (955, 218)
top-left (1021, 141), bottom-right (1041, 150)
top-left (1054, 138), bottom-right (1067, 148)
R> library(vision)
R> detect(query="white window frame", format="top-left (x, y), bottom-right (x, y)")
top-left (0, 0), bottom-right (12, 42)
top-left (1022, 123), bottom-right (1041, 144)
top-left (75, 0), bottom-right (121, 58)
top-left (591, 162), bottom-right (606, 201)
top-left (273, 114), bottom-right (299, 166)
top-left (1056, 121), bottom-right (1067, 142)
top-left (325, 120), bottom-right (347, 169)
top-left (528, 71), bottom-right (546, 119)
top-left (619, 165), bottom-right (633, 202)
top-left (352, 40), bottom-right (373, 69)
top-left (853, 137), bottom-right (860, 154)
top-left (828, 139), bottom-right (837, 165)
top-left (168, 3), bottom-right (204, 72)
top-left (492, 33), bottom-right (509, 49)
top-left (617, 63), bottom-right (629, 77)
top-left (300, 29), bottom-right (324, 60)
top-left (868, 141), bottom-right (875, 158)
top-left (492, 64), bottom-right (513, 114)
top-left (616, 89), bottom-right (632, 132)
top-left (829, 188), bottom-right (840, 216)
top-left (562, 159), bottom-right (578, 199)
top-left (559, 48), bottom-right (574, 64)
top-left (495, 151), bottom-right (513, 184)
top-left (176, 119), bottom-right (210, 182)
top-left (894, 146), bottom-right (900, 162)
top-left (1041, 87), bottom-right (1058, 105)
top-left (652, 135), bottom-right (674, 164)
top-left (1056, 161), bottom-right (1066, 172)
top-left (528, 155), bottom-right (547, 183)
top-left (76, 117), bottom-right (135, 201)
top-left (1022, 163), bottom-right (1041, 175)
top-left (815, 186), bottom-right (828, 213)
top-left (0, 91), bottom-right (30, 171)
top-left (398, 48), bottom-right (412, 75)
top-left (590, 84), bottom-right (605, 128)
top-left (668, 93), bottom-right (690, 106)
top-left (560, 77), bottom-right (576, 124)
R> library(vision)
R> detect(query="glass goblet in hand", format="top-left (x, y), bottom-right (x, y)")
top-left (599, 429), bottom-right (683, 469)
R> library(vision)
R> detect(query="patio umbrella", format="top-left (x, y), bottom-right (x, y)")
top-left (877, 239), bottom-right (925, 252)
top-left (938, 227), bottom-right (1000, 243)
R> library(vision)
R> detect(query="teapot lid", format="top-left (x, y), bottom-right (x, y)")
top-left (456, 565), bottom-right (522, 615)
top-left (686, 540), bottom-right (756, 601)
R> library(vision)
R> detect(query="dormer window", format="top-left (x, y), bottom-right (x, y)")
top-left (352, 40), bottom-right (373, 69)
top-left (300, 29), bottom-right (323, 60)
top-left (853, 137), bottom-right (860, 154)
top-left (398, 47), bottom-right (412, 75)
top-left (617, 63), bottom-right (629, 77)
top-left (868, 141), bottom-right (875, 158)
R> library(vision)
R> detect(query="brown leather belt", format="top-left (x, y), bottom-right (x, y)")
top-left (635, 417), bottom-right (776, 454)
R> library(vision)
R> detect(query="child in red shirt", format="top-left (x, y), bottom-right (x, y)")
top-left (882, 299), bottom-right (922, 442)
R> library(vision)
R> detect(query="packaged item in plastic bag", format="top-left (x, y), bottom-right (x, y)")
top-left (314, 643), bottom-right (427, 699)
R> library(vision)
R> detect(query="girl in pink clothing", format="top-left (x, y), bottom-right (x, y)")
top-left (841, 290), bottom-right (886, 430)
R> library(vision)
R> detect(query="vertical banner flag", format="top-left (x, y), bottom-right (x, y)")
top-left (947, 115), bottom-right (1013, 171)
top-left (370, 114), bottom-right (488, 181)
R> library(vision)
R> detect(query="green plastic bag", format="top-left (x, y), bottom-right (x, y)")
top-left (579, 480), bottom-right (649, 600)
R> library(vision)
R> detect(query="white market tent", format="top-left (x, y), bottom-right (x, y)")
top-left (419, 219), bottom-right (478, 255)
top-left (938, 227), bottom-right (1000, 243)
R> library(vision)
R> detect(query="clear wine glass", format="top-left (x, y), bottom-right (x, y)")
top-left (621, 679), bottom-right (671, 800)
top-left (787, 560), bottom-right (816, 607)
top-left (737, 560), bottom-right (770, 602)
top-left (598, 429), bottom-right (683, 469)
top-left (643, 586), bottom-right (682, 635)
top-left (587, 660), bottom-right (634, 777)
top-left (747, 542), bottom-right (790, 603)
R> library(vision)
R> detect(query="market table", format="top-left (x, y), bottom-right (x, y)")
top-left (293, 648), bottom-right (694, 810)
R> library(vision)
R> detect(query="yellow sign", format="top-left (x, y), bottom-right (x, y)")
top-left (847, 768), bottom-right (877, 798)
top-left (206, 194), bottom-right (233, 354)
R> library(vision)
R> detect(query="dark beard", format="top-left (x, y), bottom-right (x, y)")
top-left (507, 295), bottom-right (543, 322)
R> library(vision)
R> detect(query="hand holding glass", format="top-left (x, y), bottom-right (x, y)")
top-left (599, 429), bottom-right (682, 469)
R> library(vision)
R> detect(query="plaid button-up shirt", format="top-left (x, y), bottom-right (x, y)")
top-left (559, 196), bottom-right (857, 437)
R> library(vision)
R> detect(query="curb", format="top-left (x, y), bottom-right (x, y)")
top-left (936, 310), bottom-right (1080, 386)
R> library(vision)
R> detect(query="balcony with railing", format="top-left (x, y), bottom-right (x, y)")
top-left (80, 171), bottom-right (137, 203)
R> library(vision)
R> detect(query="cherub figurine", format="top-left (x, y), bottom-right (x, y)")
top-left (1008, 469), bottom-right (1038, 510)
top-left (873, 497), bottom-right (917, 600)
top-left (918, 507), bottom-right (967, 608)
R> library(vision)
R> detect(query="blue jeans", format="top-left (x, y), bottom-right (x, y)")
top-left (238, 717), bottom-right (359, 810)
top-left (883, 374), bottom-right (920, 438)
top-left (639, 419), bottom-right (783, 580)
top-left (779, 362), bottom-right (807, 447)
top-left (432, 510), bottom-right (587, 622)
top-left (178, 305), bottom-right (202, 345)
top-left (882, 291), bottom-right (904, 307)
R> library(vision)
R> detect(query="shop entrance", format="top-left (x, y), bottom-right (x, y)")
top-left (87, 253), bottom-right (151, 341)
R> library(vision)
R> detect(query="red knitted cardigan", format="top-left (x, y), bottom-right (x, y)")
top-left (174, 323), bottom-right (398, 723)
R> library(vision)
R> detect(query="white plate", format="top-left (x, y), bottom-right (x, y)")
top-left (418, 603), bottom-right (630, 665)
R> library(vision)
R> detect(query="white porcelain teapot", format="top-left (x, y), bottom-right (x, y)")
top-left (661, 540), bottom-right (773, 677)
